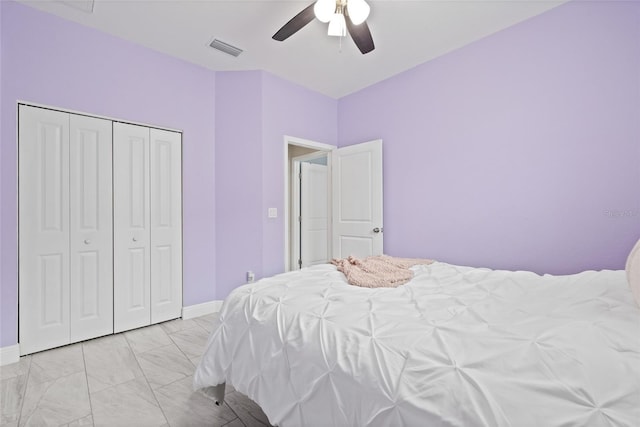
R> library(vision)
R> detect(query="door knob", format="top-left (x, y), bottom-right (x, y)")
top-left (84, 239), bottom-right (91, 244)
top-left (373, 227), bottom-right (381, 233)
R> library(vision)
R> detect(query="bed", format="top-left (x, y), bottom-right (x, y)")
top-left (194, 261), bottom-right (640, 426)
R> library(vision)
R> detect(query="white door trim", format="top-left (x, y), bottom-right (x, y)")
top-left (17, 100), bottom-right (182, 133)
top-left (283, 136), bottom-right (335, 272)
top-left (284, 135), bottom-right (335, 152)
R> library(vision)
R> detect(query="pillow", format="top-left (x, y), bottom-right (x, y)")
top-left (626, 239), bottom-right (640, 307)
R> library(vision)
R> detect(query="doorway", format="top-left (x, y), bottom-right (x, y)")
top-left (284, 137), bottom-right (335, 271)
top-left (283, 136), bottom-right (384, 272)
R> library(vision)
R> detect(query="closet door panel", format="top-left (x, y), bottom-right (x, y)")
top-left (150, 129), bottom-right (182, 323)
top-left (114, 123), bottom-right (151, 333)
top-left (69, 115), bottom-right (113, 342)
top-left (19, 105), bottom-right (71, 355)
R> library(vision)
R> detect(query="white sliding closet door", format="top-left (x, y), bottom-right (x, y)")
top-left (113, 123), bottom-right (151, 333)
top-left (150, 129), bottom-right (182, 323)
top-left (69, 115), bottom-right (113, 342)
top-left (19, 106), bottom-right (71, 355)
top-left (20, 105), bottom-right (183, 353)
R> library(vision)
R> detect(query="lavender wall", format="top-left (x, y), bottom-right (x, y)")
top-left (214, 71), bottom-right (337, 298)
top-left (261, 72), bottom-right (337, 278)
top-left (215, 71), bottom-right (264, 297)
top-left (0, 2), bottom-right (216, 347)
top-left (338, 0), bottom-right (640, 274)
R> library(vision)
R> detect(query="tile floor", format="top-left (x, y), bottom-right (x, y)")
top-left (0, 314), bottom-right (272, 427)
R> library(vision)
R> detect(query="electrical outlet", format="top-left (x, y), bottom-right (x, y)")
top-left (247, 271), bottom-right (255, 283)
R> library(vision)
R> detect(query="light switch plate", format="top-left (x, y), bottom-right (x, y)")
top-left (268, 208), bottom-right (278, 218)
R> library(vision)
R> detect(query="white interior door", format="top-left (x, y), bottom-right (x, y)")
top-left (331, 140), bottom-right (383, 259)
top-left (19, 105), bottom-right (71, 355)
top-left (113, 122), bottom-right (151, 333)
top-left (149, 128), bottom-right (182, 323)
top-left (69, 114), bottom-right (113, 342)
top-left (300, 162), bottom-right (328, 267)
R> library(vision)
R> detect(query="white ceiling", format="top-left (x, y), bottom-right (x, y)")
top-left (20, 0), bottom-right (568, 98)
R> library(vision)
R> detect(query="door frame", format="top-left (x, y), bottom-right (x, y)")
top-left (291, 152), bottom-right (330, 271)
top-left (283, 136), bottom-right (335, 272)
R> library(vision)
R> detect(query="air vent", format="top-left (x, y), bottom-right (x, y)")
top-left (58, 0), bottom-right (95, 13)
top-left (209, 39), bottom-right (243, 57)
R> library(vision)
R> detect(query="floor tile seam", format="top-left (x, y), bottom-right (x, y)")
top-left (0, 366), bottom-right (28, 426)
top-left (63, 413), bottom-right (93, 427)
top-left (169, 323), bottom-right (209, 337)
top-left (0, 356), bottom-right (32, 382)
top-left (18, 366), bottom-right (58, 426)
top-left (122, 333), bottom-right (170, 426)
top-left (223, 401), bottom-right (244, 427)
top-left (133, 342), bottom-right (195, 389)
top-left (134, 342), bottom-right (181, 359)
top-left (221, 416), bottom-right (243, 427)
top-left (26, 370), bottom-right (93, 425)
top-left (146, 365), bottom-right (194, 394)
top-left (85, 367), bottom-right (147, 397)
top-left (159, 320), bottom-right (200, 336)
top-left (0, 368), bottom-right (29, 387)
top-left (27, 363), bottom-right (89, 388)
top-left (192, 318), bottom-right (212, 331)
top-left (124, 327), bottom-right (173, 353)
top-left (165, 326), bottom-right (207, 366)
top-left (14, 356), bottom-right (33, 427)
top-left (244, 407), bottom-right (270, 426)
top-left (188, 356), bottom-right (200, 368)
top-left (83, 330), bottom-right (147, 386)
top-left (0, 371), bottom-right (27, 390)
top-left (225, 391), bottom-right (270, 427)
top-left (221, 391), bottom-right (252, 427)
top-left (144, 327), bottom-right (212, 420)
top-left (79, 344), bottom-right (95, 424)
top-left (147, 388), bottom-right (174, 427)
top-left (27, 364), bottom-right (86, 387)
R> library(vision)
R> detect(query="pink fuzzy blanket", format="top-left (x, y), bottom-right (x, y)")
top-left (331, 255), bottom-right (434, 288)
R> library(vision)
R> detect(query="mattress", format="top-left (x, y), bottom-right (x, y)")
top-left (194, 262), bottom-right (640, 426)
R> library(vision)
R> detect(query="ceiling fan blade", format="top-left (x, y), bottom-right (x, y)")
top-left (273, 2), bottom-right (316, 42)
top-left (345, 17), bottom-right (375, 54)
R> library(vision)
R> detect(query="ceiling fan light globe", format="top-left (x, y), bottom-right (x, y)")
top-left (327, 12), bottom-right (347, 37)
top-left (347, 0), bottom-right (370, 25)
top-left (314, 0), bottom-right (335, 23)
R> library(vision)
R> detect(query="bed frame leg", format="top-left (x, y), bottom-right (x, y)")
top-left (203, 383), bottom-right (226, 406)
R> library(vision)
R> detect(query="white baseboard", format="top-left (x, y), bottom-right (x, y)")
top-left (182, 300), bottom-right (223, 320)
top-left (0, 344), bottom-right (20, 366)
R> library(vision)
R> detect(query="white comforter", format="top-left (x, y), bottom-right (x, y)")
top-left (194, 262), bottom-right (640, 426)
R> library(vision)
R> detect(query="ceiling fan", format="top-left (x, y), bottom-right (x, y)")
top-left (272, 0), bottom-right (375, 54)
